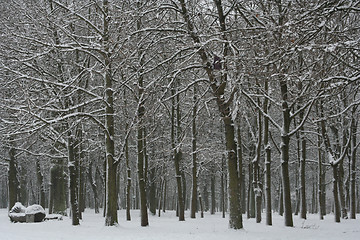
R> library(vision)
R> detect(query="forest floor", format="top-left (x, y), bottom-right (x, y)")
top-left (0, 208), bottom-right (359, 240)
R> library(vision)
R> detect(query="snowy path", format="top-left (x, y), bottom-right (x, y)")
top-left (1, 209), bottom-right (359, 240)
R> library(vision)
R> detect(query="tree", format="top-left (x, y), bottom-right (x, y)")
top-left (176, 0), bottom-right (243, 229)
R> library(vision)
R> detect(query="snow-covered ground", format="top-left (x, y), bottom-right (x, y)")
top-left (1, 209), bottom-right (359, 240)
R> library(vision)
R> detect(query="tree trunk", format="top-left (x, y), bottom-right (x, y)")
top-left (158, 178), bottom-right (164, 217)
top-left (237, 121), bottom-right (246, 215)
top-left (174, 151), bottom-right (185, 221)
top-left (211, 165), bottom-right (216, 215)
top-left (332, 164), bottom-right (341, 222)
top-left (263, 78), bottom-right (272, 225)
top-left (299, 107), bottom-right (307, 219)
top-left (178, 0), bottom-right (242, 228)
top-left (51, 162), bottom-right (67, 216)
top-left (294, 132), bottom-right (300, 216)
top-left (76, 127), bottom-right (85, 217)
top-left (163, 178), bottom-right (167, 213)
top-left (48, 170), bottom-right (54, 214)
top-left (199, 192), bottom-right (204, 218)
top-left (149, 168), bottom-right (157, 216)
top-left (247, 162), bottom-right (255, 219)
top-left (137, 106), bottom-right (149, 226)
top-left (171, 78), bottom-right (185, 221)
top-left (87, 161), bottom-right (99, 214)
top-left (68, 138), bottom-right (80, 226)
top-left (221, 156), bottom-right (226, 218)
top-left (103, 0), bottom-right (118, 226)
top-left (338, 162), bottom-right (347, 219)
top-left (8, 145), bottom-right (19, 210)
top-left (125, 133), bottom-right (131, 220)
top-left (36, 159), bottom-right (46, 208)
top-left (190, 86), bottom-right (197, 218)
top-left (318, 128), bottom-right (325, 220)
top-left (350, 108), bottom-right (357, 219)
top-left (279, 181), bottom-right (284, 216)
top-left (280, 79), bottom-right (293, 227)
top-left (253, 96), bottom-right (262, 223)
top-left (181, 171), bottom-right (187, 210)
top-left (224, 116), bottom-right (243, 228)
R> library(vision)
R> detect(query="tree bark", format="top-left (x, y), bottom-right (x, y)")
top-left (125, 133), bottom-right (131, 220)
top-left (299, 115), bottom-right (307, 219)
top-left (332, 164), bottom-right (341, 222)
top-left (8, 145), bottom-right (19, 210)
top-left (221, 155), bottom-right (226, 218)
top-left (68, 137), bottom-right (80, 226)
top-left (137, 124), bottom-right (149, 226)
top-left (190, 86), bottom-right (197, 219)
top-left (36, 159), bottom-right (46, 208)
top-left (211, 165), bottom-right (216, 215)
top-left (279, 181), bottom-right (284, 216)
top-left (149, 168), bottom-right (157, 216)
top-left (253, 95), bottom-right (262, 223)
top-left (318, 126), bottom-right (325, 220)
top-left (87, 161), bottom-right (99, 214)
top-left (263, 78), bottom-right (272, 225)
top-left (247, 162), bottom-right (255, 219)
top-left (350, 107), bottom-right (357, 219)
top-left (137, 90), bottom-right (149, 226)
top-left (171, 80), bottom-right (185, 221)
top-left (279, 79), bottom-right (294, 227)
top-left (103, 0), bottom-right (118, 226)
top-left (51, 161), bottom-right (67, 216)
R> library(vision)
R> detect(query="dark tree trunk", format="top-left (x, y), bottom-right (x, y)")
top-left (181, 171), bottom-right (187, 210)
top-left (149, 168), bottom-right (157, 216)
top-left (332, 164), bottom-right (341, 222)
top-left (163, 179), bottom-right (167, 213)
top-left (178, 0), bottom-right (242, 228)
top-left (158, 177), bottom-right (165, 217)
top-left (247, 162), bottom-right (255, 219)
top-left (103, 0), bottom-right (118, 226)
top-left (211, 165), bottom-right (216, 215)
top-left (253, 96), bottom-right (262, 223)
top-left (338, 163), bottom-right (347, 219)
top-left (190, 86), bottom-right (197, 218)
top-left (171, 78), bottom-right (185, 221)
top-left (299, 124), bottom-right (307, 219)
top-left (174, 151), bottom-right (185, 221)
top-left (8, 145), bottom-right (19, 210)
top-left (279, 181), bottom-right (284, 216)
top-left (318, 129), bottom-right (325, 220)
top-left (199, 192), bottom-right (204, 218)
top-left (137, 105), bottom-right (149, 226)
top-left (203, 183), bottom-right (209, 211)
top-left (76, 127), bottom-right (85, 218)
top-left (51, 161), bottom-right (67, 216)
top-left (350, 108), bottom-right (357, 219)
top-left (263, 78), bottom-right (272, 225)
top-left (78, 164), bottom-right (86, 216)
top-left (87, 161), bottom-right (99, 214)
top-left (237, 122), bottom-right (246, 215)
top-left (125, 134), bottom-right (131, 220)
top-left (221, 156), bottom-right (226, 218)
top-left (36, 159), bottom-right (46, 208)
top-left (279, 79), bottom-right (293, 227)
top-left (68, 138), bottom-right (80, 226)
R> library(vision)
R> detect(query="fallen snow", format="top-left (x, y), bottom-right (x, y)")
top-left (25, 205), bottom-right (45, 215)
top-left (9, 202), bottom-right (26, 213)
top-left (0, 209), bottom-right (359, 240)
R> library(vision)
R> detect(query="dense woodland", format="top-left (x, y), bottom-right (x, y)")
top-left (0, 0), bottom-right (359, 229)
